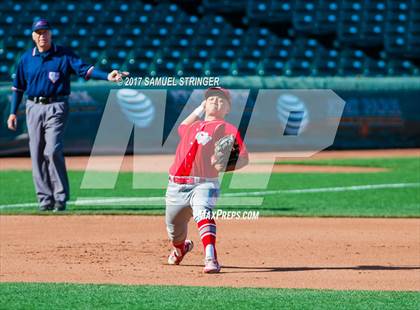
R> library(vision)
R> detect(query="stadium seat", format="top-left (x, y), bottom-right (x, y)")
top-left (202, 0), bottom-right (246, 13)
top-left (364, 57), bottom-right (388, 76)
top-left (388, 59), bottom-right (418, 76)
top-left (247, 0), bottom-right (294, 23)
top-left (338, 0), bottom-right (385, 47)
top-left (236, 59), bottom-right (260, 75)
top-left (180, 58), bottom-right (205, 76)
top-left (207, 59), bottom-right (232, 76)
top-left (126, 61), bottom-right (150, 76)
top-left (385, 0), bottom-right (420, 57)
top-left (293, 0), bottom-right (340, 35)
top-left (154, 57), bottom-right (178, 76)
top-left (313, 48), bottom-right (339, 76)
top-left (284, 59), bottom-right (313, 76)
top-left (338, 49), bottom-right (366, 75)
top-left (0, 0), bottom-right (418, 82)
top-left (261, 59), bottom-right (285, 76)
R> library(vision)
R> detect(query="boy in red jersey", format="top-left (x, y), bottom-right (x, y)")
top-left (165, 87), bottom-right (249, 273)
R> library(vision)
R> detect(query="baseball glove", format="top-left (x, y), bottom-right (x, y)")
top-left (213, 134), bottom-right (240, 169)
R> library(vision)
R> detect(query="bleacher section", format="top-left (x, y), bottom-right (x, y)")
top-left (0, 0), bottom-right (419, 81)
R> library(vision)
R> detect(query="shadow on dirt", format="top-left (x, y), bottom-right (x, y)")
top-left (181, 264), bottom-right (420, 274)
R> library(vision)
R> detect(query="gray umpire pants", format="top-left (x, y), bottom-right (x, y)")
top-left (26, 100), bottom-right (70, 207)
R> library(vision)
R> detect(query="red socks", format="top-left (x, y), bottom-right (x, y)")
top-left (197, 218), bottom-right (217, 259)
top-left (172, 218), bottom-right (218, 260)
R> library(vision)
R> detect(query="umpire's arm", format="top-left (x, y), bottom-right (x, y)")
top-left (68, 50), bottom-right (129, 82)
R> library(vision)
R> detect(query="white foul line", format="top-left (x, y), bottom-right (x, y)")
top-left (0, 182), bottom-right (419, 209)
top-left (223, 182), bottom-right (420, 196)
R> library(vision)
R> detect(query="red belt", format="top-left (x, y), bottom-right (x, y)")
top-left (169, 175), bottom-right (217, 184)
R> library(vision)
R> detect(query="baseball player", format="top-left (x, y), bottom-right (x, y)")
top-left (6, 18), bottom-right (128, 212)
top-left (165, 87), bottom-right (249, 273)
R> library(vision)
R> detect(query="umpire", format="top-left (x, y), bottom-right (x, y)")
top-left (7, 18), bottom-right (128, 212)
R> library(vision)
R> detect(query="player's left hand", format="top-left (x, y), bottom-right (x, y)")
top-left (212, 135), bottom-right (241, 172)
top-left (107, 70), bottom-right (129, 82)
top-left (211, 155), bottom-right (225, 172)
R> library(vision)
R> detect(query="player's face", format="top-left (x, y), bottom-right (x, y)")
top-left (32, 29), bottom-right (52, 49)
top-left (205, 95), bottom-right (230, 118)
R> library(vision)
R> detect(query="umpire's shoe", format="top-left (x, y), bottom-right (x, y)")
top-left (39, 204), bottom-right (54, 211)
top-left (53, 202), bottom-right (66, 212)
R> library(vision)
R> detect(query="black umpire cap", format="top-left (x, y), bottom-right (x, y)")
top-left (32, 18), bottom-right (51, 32)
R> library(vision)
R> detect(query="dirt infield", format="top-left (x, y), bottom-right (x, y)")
top-left (1, 149), bottom-right (418, 173)
top-left (1, 216), bottom-right (419, 291)
top-left (1, 149), bottom-right (419, 291)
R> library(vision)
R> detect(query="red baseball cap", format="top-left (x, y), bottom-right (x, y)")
top-left (205, 87), bottom-right (231, 104)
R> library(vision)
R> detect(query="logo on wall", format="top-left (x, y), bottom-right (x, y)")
top-left (116, 89), bottom-right (155, 128)
top-left (276, 93), bottom-right (309, 135)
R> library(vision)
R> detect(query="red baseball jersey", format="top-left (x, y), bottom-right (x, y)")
top-left (169, 120), bottom-right (248, 178)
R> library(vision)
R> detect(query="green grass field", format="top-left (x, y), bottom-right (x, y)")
top-left (0, 157), bottom-right (419, 217)
top-left (1, 283), bottom-right (419, 310)
top-left (1, 157), bottom-right (419, 309)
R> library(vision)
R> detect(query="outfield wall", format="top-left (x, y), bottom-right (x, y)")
top-left (0, 77), bottom-right (419, 156)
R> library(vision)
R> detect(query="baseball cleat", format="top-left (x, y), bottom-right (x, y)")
top-left (53, 202), bottom-right (66, 212)
top-left (39, 204), bottom-right (53, 211)
top-left (168, 240), bottom-right (194, 265)
top-left (203, 258), bottom-right (221, 274)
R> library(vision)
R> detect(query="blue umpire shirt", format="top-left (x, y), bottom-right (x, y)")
top-left (11, 43), bottom-right (108, 114)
